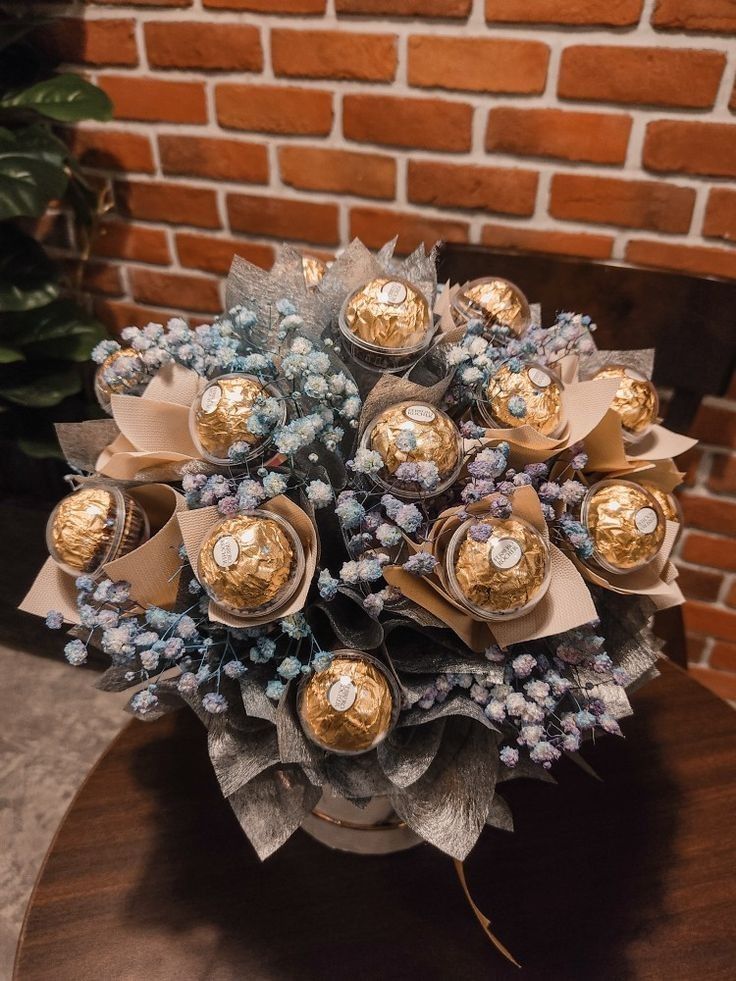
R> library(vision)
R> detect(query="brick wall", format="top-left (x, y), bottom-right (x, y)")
top-left (42, 0), bottom-right (736, 700)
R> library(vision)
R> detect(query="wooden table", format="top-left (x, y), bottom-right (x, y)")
top-left (15, 661), bottom-right (736, 980)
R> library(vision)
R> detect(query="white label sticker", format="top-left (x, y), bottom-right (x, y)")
top-left (200, 384), bottom-right (222, 414)
top-left (328, 676), bottom-right (358, 712)
top-left (404, 404), bottom-right (437, 424)
top-left (377, 280), bottom-right (408, 305)
top-left (213, 534), bottom-right (239, 568)
top-left (528, 367), bottom-right (551, 388)
top-left (635, 507), bottom-right (658, 535)
top-left (490, 538), bottom-right (523, 570)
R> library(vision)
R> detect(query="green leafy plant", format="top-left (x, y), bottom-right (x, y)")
top-left (0, 14), bottom-right (113, 458)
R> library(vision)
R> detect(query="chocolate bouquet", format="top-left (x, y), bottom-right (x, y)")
top-left (23, 239), bottom-right (696, 914)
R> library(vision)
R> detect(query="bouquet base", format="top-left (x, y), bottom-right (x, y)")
top-left (301, 790), bottom-right (421, 855)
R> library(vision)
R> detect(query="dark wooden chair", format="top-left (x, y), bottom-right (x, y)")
top-left (437, 243), bottom-right (736, 667)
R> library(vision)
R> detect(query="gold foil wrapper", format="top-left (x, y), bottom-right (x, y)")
top-left (454, 279), bottom-right (530, 336)
top-left (302, 255), bottom-right (327, 289)
top-left (584, 482), bottom-right (666, 573)
top-left (594, 366), bottom-right (657, 435)
top-left (344, 277), bottom-right (430, 350)
top-left (298, 653), bottom-right (396, 754)
top-left (95, 348), bottom-right (149, 410)
top-left (194, 375), bottom-right (268, 462)
top-left (369, 402), bottom-right (460, 480)
top-left (198, 514), bottom-right (295, 613)
top-left (485, 363), bottom-right (563, 437)
top-left (50, 487), bottom-right (117, 574)
top-left (639, 481), bottom-right (680, 524)
top-left (452, 517), bottom-right (549, 616)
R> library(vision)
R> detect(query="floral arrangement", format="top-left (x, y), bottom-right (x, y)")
top-left (23, 239), bottom-right (695, 957)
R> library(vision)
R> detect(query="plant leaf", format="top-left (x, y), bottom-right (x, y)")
top-left (0, 126), bottom-right (68, 218)
top-left (1, 298), bottom-right (106, 360)
top-left (0, 364), bottom-right (82, 407)
top-left (0, 223), bottom-right (59, 310)
top-left (0, 345), bottom-right (25, 363)
top-left (0, 74), bottom-right (113, 123)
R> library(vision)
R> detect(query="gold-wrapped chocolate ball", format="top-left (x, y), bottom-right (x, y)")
top-left (637, 481), bottom-right (682, 526)
top-left (481, 362), bottom-right (564, 438)
top-left (593, 365), bottom-right (658, 438)
top-left (190, 373), bottom-right (283, 465)
top-left (297, 651), bottom-right (399, 755)
top-left (447, 516), bottom-right (551, 620)
top-left (580, 480), bottom-right (666, 575)
top-left (94, 347), bottom-right (151, 414)
top-left (363, 400), bottom-right (462, 499)
top-left (198, 511), bottom-right (303, 616)
top-left (302, 254), bottom-right (327, 289)
top-left (46, 485), bottom-right (148, 577)
top-left (343, 277), bottom-right (430, 350)
top-left (452, 277), bottom-right (531, 338)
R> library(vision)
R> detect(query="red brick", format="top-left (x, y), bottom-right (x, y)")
top-left (343, 94), bottom-right (472, 152)
top-left (68, 129), bottom-right (154, 174)
top-left (711, 641), bottom-right (736, 672)
top-left (77, 261), bottom-right (124, 297)
top-left (677, 565), bottom-right (724, 602)
top-left (652, 0), bottom-right (736, 32)
top-left (708, 455), bottom-right (736, 494)
top-left (176, 232), bottom-right (274, 276)
top-left (205, 0), bottom-right (324, 9)
top-left (408, 160), bottom-right (537, 217)
top-left (116, 181), bottom-right (220, 229)
top-left (485, 0), bottom-right (643, 25)
top-left (39, 18), bottom-right (137, 66)
top-left (144, 22), bottom-right (262, 71)
top-left (95, 299), bottom-right (180, 334)
top-left (690, 403), bottom-right (736, 449)
top-left (679, 446), bottom-right (703, 487)
top-left (408, 36), bottom-right (548, 95)
top-left (644, 121), bottom-right (736, 179)
top-left (684, 602), bottom-right (736, 642)
top-left (22, 213), bottom-right (70, 251)
top-left (159, 136), bottom-right (268, 184)
top-left (98, 75), bottom-right (207, 124)
top-left (216, 84), bottom-right (332, 136)
top-left (728, 374), bottom-right (736, 400)
top-left (686, 634), bottom-right (707, 664)
top-left (130, 269), bottom-right (221, 314)
top-left (626, 240), bottom-right (736, 282)
top-left (682, 532), bottom-right (736, 571)
top-left (350, 206), bottom-right (468, 253)
top-left (731, 78), bottom-right (736, 112)
top-left (89, 0), bottom-right (191, 5)
top-left (337, 0), bottom-right (470, 14)
top-left (679, 494), bottom-right (736, 535)
top-left (550, 174), bottom-right (694, 233)
top-left (481, 224), bottom-right (614, 261)
top-left (279, 147), bottom-right (395, 200)
top-left (729, 583), bottom-right (736, 608)
top-left (228, 194), bottom-right (339, 245)
top-left (93, 222), bottom-right (171, 265)
top-left (486, 107), bottom-right (631, 165)
top-left (558, 46), bottom-right (725, 109)
top-left (703, 188), bottom-right (736, 244)
top-left (689, 665), bottom-right (736, 701)
top-left (272, 29), bottom-right (396, 82)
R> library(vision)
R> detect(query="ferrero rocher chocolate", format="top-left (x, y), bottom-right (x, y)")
top-left (452, 277), bottom-right (531, 337)
top-left (343, 277), bottom-right (430, 350)
top-left (191, 374), bottom-right (272, 464)
top-left (448, 516), bottom-right (550, 619)
top-left (593, 365), bottom-right (658, 437)
top-left (638, 481), bottom-right (681, 525)
top-left (302, 255), bottom-right (327, 289)
top-left (482, 362), bottom-right (564, 437)
top-left (94, 347), bottom-right (150, 414)
top-left (366, 401), bottom-right (461, 495)
top-left (297, 651), bottom-right (397, 755)
top-left (582, 480), bottom-right (666, 574)
top-left (198, 513), bottom-right (299, 615)
top-left (47, 485), bottom-right (147, 576)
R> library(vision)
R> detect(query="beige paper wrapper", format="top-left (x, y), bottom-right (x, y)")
top-left (585, 410), bottom-right (696, 477)
top-left (97, 364), bottom-right (207, 480)
top-left (629, 459), bottom-right (685, 494)
top-left (178, 495), bottom-right (317, 628)
top-left (384, 485), bottom-right (596, 652)
top-left (20, 484), bottom-right (186, 624)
